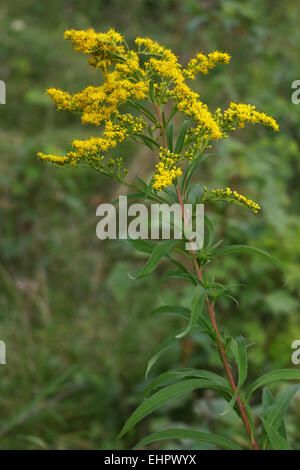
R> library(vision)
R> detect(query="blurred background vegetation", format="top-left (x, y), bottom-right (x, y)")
top-left (0, 0), bottom-right (299, 450)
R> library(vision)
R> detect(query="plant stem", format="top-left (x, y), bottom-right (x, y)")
top-left (155, 104), bottom-right (168, 148)
top-left (154, 104), bottom-right (259, 449)
top-left (176, 183), bottom-right (259, 451)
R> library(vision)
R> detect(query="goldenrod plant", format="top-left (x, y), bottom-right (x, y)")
top-left (38, 28), bottom-right (300, 451)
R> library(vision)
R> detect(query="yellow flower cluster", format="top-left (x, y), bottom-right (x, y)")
top-left (183, 51), bottom-right (231, 79)
top-left (68, 118), bottom-right (138, 165)
top-left (36, 153), bottom-right (69, 164)
top-left (135, 37), bottom-right (175, 59)
top-left (140, 47), bottom-right (225, 140)
top-left (64, 28), bottom-right (124, 54)
top-left (152, 148), bottom-right (182, 191)
top-left (46, 88), bottom-right (73, 111)
top-left (174, 81), bottom-right (224, 140)
top-left (46, 29), bottom-right (149, 129)
top-left (47, 75), bottom-right (148, 127)
top-left (38, 114), bottom-right (145, 168)
top-left (223, 102), bottom-right (279, 132)
top-left (202, 187), bottom-right (261, 213)
top-left (38, 28), bottom-right (278, 187)
top-left (134, 36), bottom-right (227, 141)
top-left (64, 28), bottom-right (126, 72)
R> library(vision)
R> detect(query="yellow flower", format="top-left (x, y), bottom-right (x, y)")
top-left (152, 149), bottom-right (182, 191)
top-left (202, 187), bottom-right (261, 213)
top-left (46, 88), bottom-right (73, 111)
top-left (38, 28), bottom-right (278, 182)
top-left (37, 152), bottom-right (69, 164)
top-left (183, 51), bottom-right (231, 78)
top-left (64, 28), bottom-right (124, 55)
top-left (222, 102), bottom-right (279, 132)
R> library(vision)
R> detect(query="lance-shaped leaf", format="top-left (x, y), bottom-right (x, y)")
top-left (264, 384), bottom-right (300, 431)
top-left (127, 239), bottom-right (156, 255)
top-left (262, 420), bottom-right (293, 450)
top-left (150, 305), bottom-right (191, 320)
top-left (145, 324), bottom-right (211, 379)
top-left (128, 99), bottom-right (157, 123)
top-left (157, 269), bottom-right (197, 286)
top-left (145, 330), bottom-right (182, 379)
top-left (132, 239), bottom-right (178, 279)
top-left (132, 133), bottom-right (160, 150)
top-left (220, 336), bottom-right (248, 416)
top-left (233, 336), bottom-right (248, 391)
top-left (176, 284), bottom-right (206, 339)
top-left (183, 153), bottom-right (218, 194)
top-left (262, 388), bottom-right (278, 449)
top-left (118, 379), bottom-right (233, 439)
top-left (174, 120), bottom-right (189, 154)
top-left (211, 245), bottom-right (284, 273)
top-left (245, 369), bottom-right (300, 401)
top-left (203, 215), bottom-right (215, 249)
top-left (166, 122), bottom-right (174, 151)
top-left (144, 368), bottom-right (232, 397)
top-left (134, 428), bottom-right (242, 450)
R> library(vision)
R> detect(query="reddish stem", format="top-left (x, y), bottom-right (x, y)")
top-left (153, 103), bottom-right (258, 449)
top-left (176, 184), bottom-right (259, 450)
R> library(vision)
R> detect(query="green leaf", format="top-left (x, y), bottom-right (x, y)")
top-left (132, 239), bottom-right (178, 279)
top-left (157, 269), bottom-right (197, 287)
top-left (245, 369), bottom-right (300, 401)
top-left (149, 80), bottom-right (155, 102)
top-left (128, 99), bottom-right (157, 123)
top-left (176, 285), bottom-right (206, 339)
top-left (134, 428), bottom-right (242, 450)
top-left (151, 302), bottom-right (212, 334)
top-left (167, 256), bottom-right (191, 275)
top-left (145, 330), bottom-right (182, 378)
top-left (264, 384), bottom-right (300, 431)
top-left (118, 379), bottom-right (231, 439)
top-left (144, 368), bottom-right (232, 396)
top-left (127, 239), bottom-right (156, 255)
top-left (161, 187), bottom-right (178, 203)
top-left (203, 215), bottom-right (215, 249)
top-left (174, 120), bottom-right (189, 154)
top-left (182, 153), bottom-right (217, 194)
top-left (166, 122), bottom-right (174, 151)
top-left (262, 387), bottom-right (287, 449)
top-left (181, 153), bottom-right (203, 192)
top-left (263, 387), bottom-right (275, 411)
top-left (150, 305), bottom-right (191, 320)
top-left (135, 175), bottom-right (149, 189)
top-left (212, 245), bottom-right (284, 273)
top-left (233, 336), bottom-right (248, 391)
top-left (165, 106), bottom-right (178, 126)
top-left (132, 133), bottom-right (160, 150)
top-left (262, 420), bottom-right (293, 450)
top-left (262, 388), bottom-right (276, 449)
top-left (221, 336), bottom-right (248, 416)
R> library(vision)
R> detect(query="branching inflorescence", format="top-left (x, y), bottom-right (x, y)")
top-left (37, 27), bottom-right (278, 196)
top-left (37, 29), bottom-right (300, 452)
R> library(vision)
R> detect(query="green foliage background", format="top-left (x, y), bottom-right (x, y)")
top-left (0, 0), bottom-right (299, 449)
